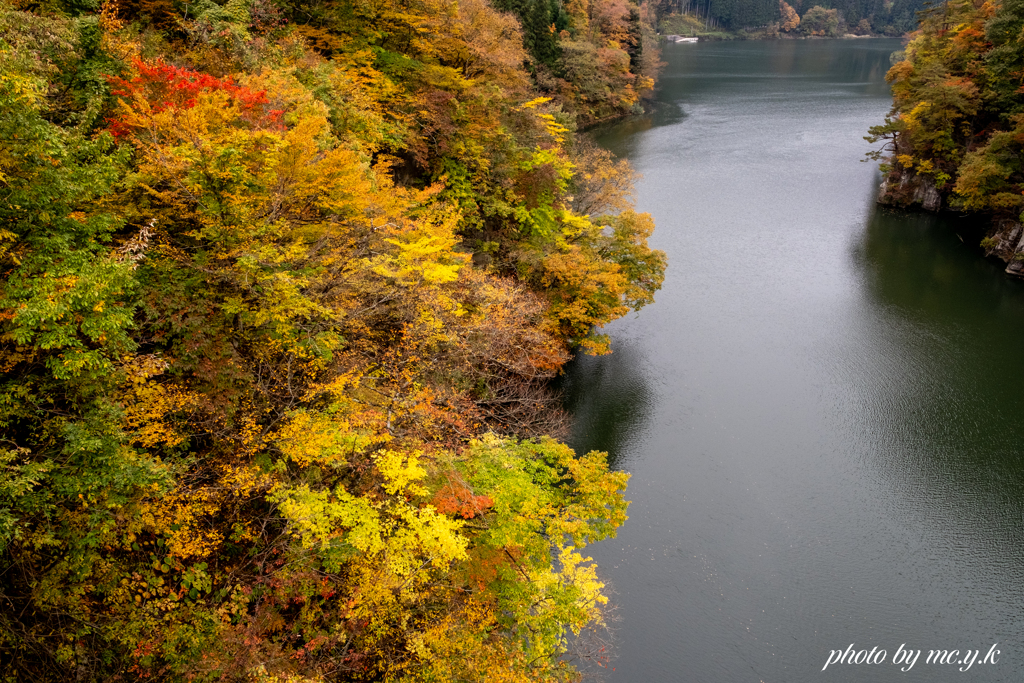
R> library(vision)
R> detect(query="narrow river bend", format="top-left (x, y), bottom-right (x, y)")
top-left (564, 39), bottom-right (1024, 682)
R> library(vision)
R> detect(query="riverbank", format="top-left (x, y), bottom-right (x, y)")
top-left (867, 0), bottom-right (1024, 280)
top-left (878, 166), bottom-right (1024, 277)
top-left (658, 9), bottom-right (906, 42)
top-left (663, 30), bottom-right (892, 41)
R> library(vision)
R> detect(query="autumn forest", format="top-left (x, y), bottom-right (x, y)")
top-left (0, 0), bottom-right (667, 678)
top-left (869, 0), bottom-right (1024, 272)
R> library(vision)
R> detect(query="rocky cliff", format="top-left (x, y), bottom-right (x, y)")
top-left (981, 219), bottom-right (1024, 277)
top-left (877, 167), bottom-right (942, 212)
top-left (877, 168), bottom-right (1024, 277)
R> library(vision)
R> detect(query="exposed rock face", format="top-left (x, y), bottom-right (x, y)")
top-left (981, 219), bottom-right (1021, 260)
top-left (877, 168), bottom-right (941, 212)
top-left (877, 166), bottom-right (1024, 277)
top-left (982, 219), bottom-right (1024, 277)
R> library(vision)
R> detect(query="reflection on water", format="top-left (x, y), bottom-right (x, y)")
top-left (858, 207), bottom-right (1024, 327)
top-left (561, 341), bottom-right (655, 470)
top-left (855, 205), bottom-right (1024, 494)
top-left (564, 39), bottom-right (1024, 683)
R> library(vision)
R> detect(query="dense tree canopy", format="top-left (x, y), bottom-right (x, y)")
top-left (868, 0), bottom-right (1024, 216)
top-left (0, 0), bottom-right (665, 679)
top-left (657, 0), bottom-right (928, 35)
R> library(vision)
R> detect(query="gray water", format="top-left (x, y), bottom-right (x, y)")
top-left (564, 39), bottom-right (1024, 682)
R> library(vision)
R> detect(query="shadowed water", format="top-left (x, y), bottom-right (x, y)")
top-left (563, 39), bottom-right (1024, 682)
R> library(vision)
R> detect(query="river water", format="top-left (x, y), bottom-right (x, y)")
top-left (564, 39), bottom-right (1024, 681)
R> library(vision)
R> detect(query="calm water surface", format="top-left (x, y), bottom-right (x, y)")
top-left (564, 39), bottom-right (1024, 682)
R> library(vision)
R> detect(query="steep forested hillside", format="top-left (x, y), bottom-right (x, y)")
top-left (0, 0), bottom-right (665, 679)
top-left (869, 0), bottom-right (1024, 273)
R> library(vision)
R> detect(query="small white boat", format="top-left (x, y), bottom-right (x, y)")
top-left (665, 35), bottom-right (699, 43)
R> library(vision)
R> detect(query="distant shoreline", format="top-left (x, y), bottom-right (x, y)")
top-left (661, 32), bottom-right (896, 42)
